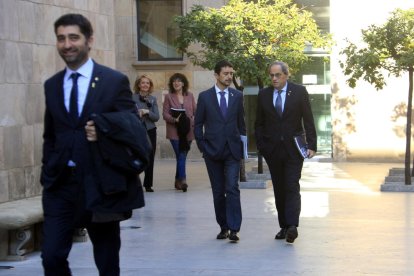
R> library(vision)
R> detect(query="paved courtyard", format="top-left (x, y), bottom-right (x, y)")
top-left (1, 159), bottom-right (413, 275)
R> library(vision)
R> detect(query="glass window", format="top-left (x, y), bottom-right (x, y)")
top-left (291, 56), bottom-right (330, 85)
top-left (137, 0), bottom-right (182, 61)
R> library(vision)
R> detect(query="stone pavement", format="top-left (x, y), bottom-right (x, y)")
top-left (1, 158), bottom-right (414, 275)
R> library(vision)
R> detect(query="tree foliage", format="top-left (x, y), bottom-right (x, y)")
top-left (174, 0), bottom-right (331, 89)
top-left (340, 8), bottom-right (414, 184)
top-left (340, 9), bottom-right (414, 89)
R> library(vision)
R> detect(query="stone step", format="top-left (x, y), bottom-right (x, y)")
top-left (381, 182), bottom-right (414, 192)
top-left (388, 167), bottom-right (407, 176)
top-left (384, 175), bottom-right (414, 182)
top-left (251, 164), bottom-right (270, 173)
top-left (239, 180), bottom-right (270, 189)
top-left (246, 171), bottom-right (271, 180)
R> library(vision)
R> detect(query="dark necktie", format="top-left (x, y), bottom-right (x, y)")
top-left (219, 91), bottom-right (227, 117)
top-left (70, 73), bottom-right (80, 122)
top-left (275, 90), bottom-right (282, 117)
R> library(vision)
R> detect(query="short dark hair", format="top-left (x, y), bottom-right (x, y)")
top-left (54, 13), bottom-right (93, 39)
top-left (214, 60), bottom-right (233, 75)
top-left (168, 73), bottom-right (189, 95)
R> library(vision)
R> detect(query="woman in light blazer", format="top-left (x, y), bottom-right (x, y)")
top-left (163, 73), bottom-right (196, 192)
top-left (133, 75), bottom-right (160, 192)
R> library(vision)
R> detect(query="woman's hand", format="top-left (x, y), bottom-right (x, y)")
top-left (174, 113), bottom-right (182, 123)
top-left (138, 109), bottom-right (149, 117)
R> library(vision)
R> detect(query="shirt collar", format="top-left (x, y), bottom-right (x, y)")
top-left (274, 83), bottom-right (288, 94)
top-left (65, 58), bottom-right (93, 81)
top-left (215, 85), bottom-right (229, 94)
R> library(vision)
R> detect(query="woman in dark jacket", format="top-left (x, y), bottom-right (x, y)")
top-left (133, 75), bottom-right (160, 192)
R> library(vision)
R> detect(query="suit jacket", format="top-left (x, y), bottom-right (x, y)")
top-left (41, 61), bottom-right (144, 213)
top-left (194, 87), bottom-right (246, 160)
top-left (132, 94), bottom-right (159, 131)
top-left (163, 92), bottom-right (196, 141)
top-left (255, 82), bottom-right (317, 159)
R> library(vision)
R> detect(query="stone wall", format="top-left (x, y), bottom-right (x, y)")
top-left (0, 0), bottom-right (117, 203)
top-left (113, 0), bottom-right (228, 160)
top-left (2, 0), bottom-right (414, 206)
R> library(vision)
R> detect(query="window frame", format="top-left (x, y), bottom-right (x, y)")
top-left (136, 0), bottom-right (183, 61)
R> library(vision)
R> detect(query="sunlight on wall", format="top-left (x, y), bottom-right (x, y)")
top-left (331, 0), bottom-right (414, 160)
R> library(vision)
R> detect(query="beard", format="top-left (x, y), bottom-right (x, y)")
top-left (59, 45), bottom-right (90, 70)
top-left (217, 78), bottom-right (232, 88)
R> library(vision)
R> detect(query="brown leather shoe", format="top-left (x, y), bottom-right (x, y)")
top-left (180, 180), bottom-right (188, 192)
top-left (174, 179), bottom-right (182, 190)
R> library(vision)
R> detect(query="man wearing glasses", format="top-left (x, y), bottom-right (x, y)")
top-left (254, 61), bottom-right (317, 244)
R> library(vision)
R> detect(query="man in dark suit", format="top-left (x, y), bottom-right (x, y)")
top-left (255, 61), bottom-right (317, 244)
top-left (194, 60), bottom-right (246, 242)
top-left (41, 14), bottom-right (144, 275)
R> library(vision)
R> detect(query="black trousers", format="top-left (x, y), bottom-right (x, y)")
top-left (143, 128), bottom-right (157, 188)
top-left (265, 145), bottom-right (303, 228)
top-left (41, 167), bottom-right (121, 276)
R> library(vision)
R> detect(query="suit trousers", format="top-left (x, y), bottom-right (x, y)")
top-left (204, 144), bottom-right (242, 232)
top-left (41, 167), bottom-right (121, 276)
top-left (265, 144), bottom-right (303, 228)
top-left (143, 128), bottom-right (157, 188)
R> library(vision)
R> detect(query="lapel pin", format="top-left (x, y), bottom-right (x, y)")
top-left (91, 77), bottom-right (99, 88)
top-left (288, 90), bottom-right (291, 96)
top-left (231, 93), bottom-right (233, 96)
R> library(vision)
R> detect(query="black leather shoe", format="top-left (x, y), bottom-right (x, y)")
top-left (275, 228), bottom-right (287, 239)
top-left (285, 226), bottom-right (298, 244)
top-left (229, 231), bottom-right (239, 242)
top-left (216, 229), bottom-right (229, 239)
top-left (145, 187), bottom-right (154, 192)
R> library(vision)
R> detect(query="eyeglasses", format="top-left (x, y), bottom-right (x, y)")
top-left (269, 73), bottom-right (284, 78)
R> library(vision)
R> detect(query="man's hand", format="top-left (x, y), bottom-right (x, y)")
top-left (85, 120), bottom-right (97, 142)
top-left (307, 149), bottom-right (316, 159)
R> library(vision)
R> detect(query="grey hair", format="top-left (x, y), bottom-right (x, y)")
top-left (268, 61), bottom-right (289, 75)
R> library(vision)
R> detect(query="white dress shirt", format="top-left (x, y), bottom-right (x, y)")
top-left (273, 83), bottom-right (288, 112)
top-left (215, 85), bottom-right (229, 106)
top-left (63, 58), bottom-right (94, 116)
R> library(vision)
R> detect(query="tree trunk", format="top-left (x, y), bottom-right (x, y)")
top-left (405, 66), bottom-right (413, 184)
top-left (233, 76), bottom-right (247, 182)
top-left (257, 77), bottom-right (264, 174)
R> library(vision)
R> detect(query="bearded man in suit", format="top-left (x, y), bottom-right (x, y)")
top-left (255, 61), bottom-right (317, 244)
top-left (40, 14), bottom-right (144, 275)
top-left (194, 60), bottom-right (246, 242)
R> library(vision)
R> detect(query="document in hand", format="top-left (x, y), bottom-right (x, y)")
top-left (240, 135), bottom-right (248, 159)
top-left (293, 134), bottom-right (308, 159)
top-left (170, 108), bottom-right (186, 119)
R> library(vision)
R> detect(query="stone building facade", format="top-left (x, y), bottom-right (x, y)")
top-left (1, 0), bottom-right (414, 204)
